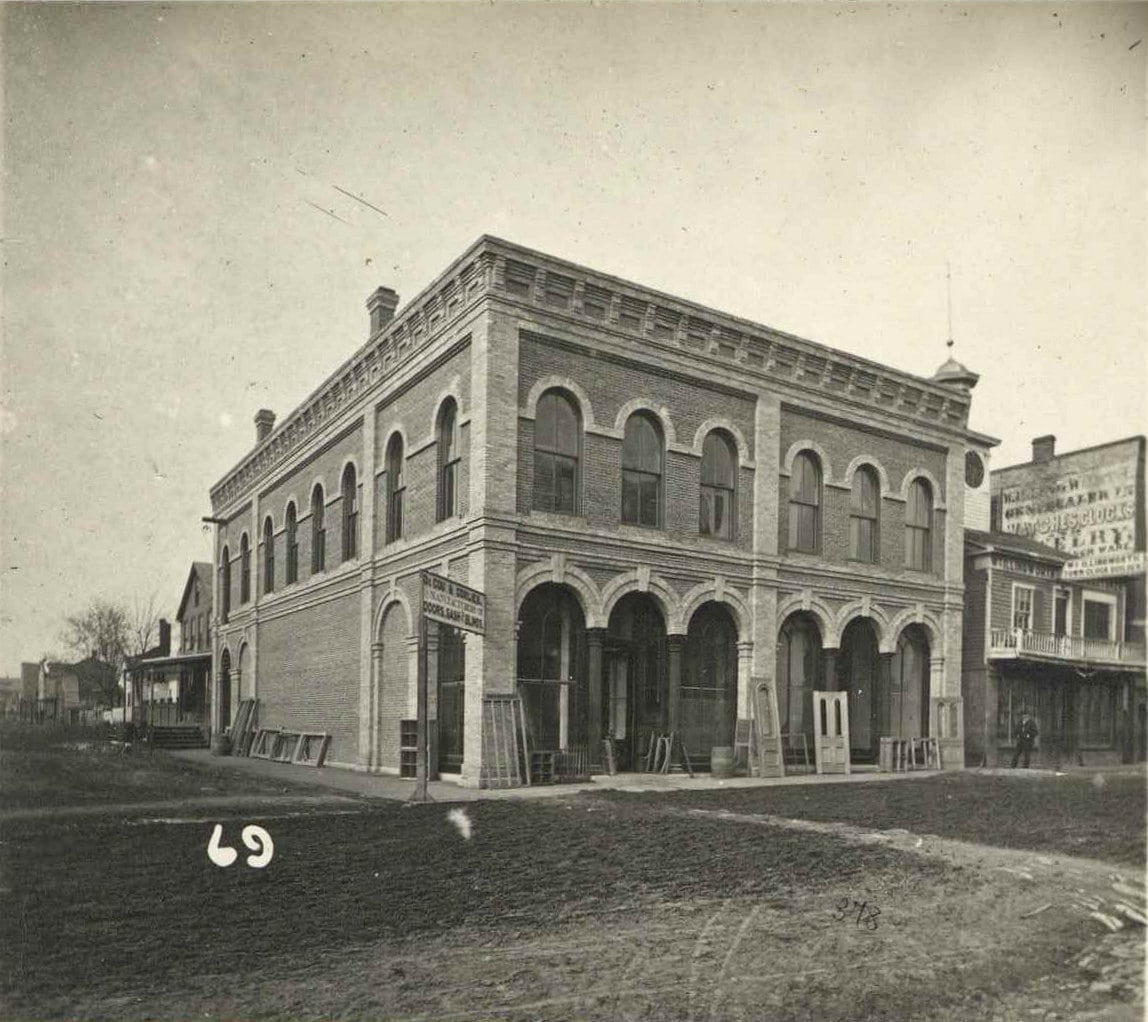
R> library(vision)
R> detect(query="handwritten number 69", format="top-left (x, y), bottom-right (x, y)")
top-left (207, 823), bottom-right (274, 869)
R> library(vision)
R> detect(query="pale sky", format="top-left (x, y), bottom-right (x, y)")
top-left (2, 2), bottom-right (1145, 675)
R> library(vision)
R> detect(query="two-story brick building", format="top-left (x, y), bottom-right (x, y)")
top-left (208, 237), bottom-right (995, 785)
top-left (961, 436), bottom-right (1148, 766)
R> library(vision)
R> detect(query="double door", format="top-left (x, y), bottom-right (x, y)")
top-left (605, 642), bottom-right (665, 771)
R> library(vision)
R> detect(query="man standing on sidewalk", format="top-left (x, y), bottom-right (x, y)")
top-left (1011, 712), bottom-right (1039, 769)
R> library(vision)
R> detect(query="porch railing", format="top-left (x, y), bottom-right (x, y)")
top-left (989, 628), bottom-right (1146, 667)
top-left (137, 702), bottom-right (207, 727)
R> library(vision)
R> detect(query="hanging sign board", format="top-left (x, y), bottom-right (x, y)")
top-left (421, 571), bottom-right (485, 635)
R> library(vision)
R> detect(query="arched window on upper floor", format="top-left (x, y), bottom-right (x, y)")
top-left (699, 430), bottom-right (737, 540)
top-left (220, 545), bottom-right (231, 624)
top-left (788, 451), bottom-right (822, 554)
top-left (311, 484), bottom-right (326, 574)
top-left (622, 412), bottom-right (663, 528)
top-left (285, 502), bottom-right (298, 584)
top-left (385, 433), bottom-right (404, 543)
top-left (534, 390), bottom-right (580, 515)
top-left (239, 533), bottom-right (251, 604)
top-left (262, 516), bottom-right (275, 594)
top-left (905, 478), bottom-right (933, 572)
top-left (341, 464), bottom-right (358, 561)
top-left (849, 466), bottom-right (880, 563)
top-left (437, 400), bottom-right (460, 521)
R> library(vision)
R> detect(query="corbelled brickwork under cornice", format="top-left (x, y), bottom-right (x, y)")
top-left (211, 235), bottom-right (981, 511)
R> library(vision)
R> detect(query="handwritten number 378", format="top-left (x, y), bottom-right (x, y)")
top-left (207, 823), bottom-right (274, 869)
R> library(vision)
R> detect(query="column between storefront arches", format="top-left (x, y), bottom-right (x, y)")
top-left (367, 641), bottom-right (383, 770)
top-left (736, 640), bottom-right (754, 719)
top-left (586, 628), bottom-right (607, 772)
top-left (822, 648), bottom-right (839, 691)
top-left (877, 651), bottom-right (894, 736)
top-left (667, 635), bottom-right (686, 733)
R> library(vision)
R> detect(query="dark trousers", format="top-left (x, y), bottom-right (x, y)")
top-left (1011, 739), bottom-right (1033, 769)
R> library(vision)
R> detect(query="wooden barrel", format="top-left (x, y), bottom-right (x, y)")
top-left (710, 745), bottom-right (735, 778)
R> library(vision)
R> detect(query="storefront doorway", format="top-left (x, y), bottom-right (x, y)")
top-left (681, 602), bottom-right (737, 760)
top-left (839, 618), bottom-right (881, 762)
top-left (516, 584), bottom-right (589, 775)
top-left (889, 625), bottom-right (930, 740)
top-left (218, 648), bottom-right (232, 730)
top-left (605, 593), bottom-right (667, 771)
top-left (437, 623), bottom-right (466, 774)
top-left (776, 612), bottom-right (822, 768)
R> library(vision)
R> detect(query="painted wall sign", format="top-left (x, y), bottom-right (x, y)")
top-left (421, 571), bottom-right (485, 634)
top-left (992, 557), bottom-right (1060, 580)
top-left (1063, 550), bottom-right (1147, 581)
top-left (994, 441), bottom-right (1143, 579)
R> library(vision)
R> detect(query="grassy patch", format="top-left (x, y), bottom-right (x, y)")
top-left (638, 770), bottom-right (1148, 865)
top-left (0, 721), bottom-right (295, 809)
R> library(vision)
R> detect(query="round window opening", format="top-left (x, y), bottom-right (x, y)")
top-left (964, 451), bottom-right (985, 488)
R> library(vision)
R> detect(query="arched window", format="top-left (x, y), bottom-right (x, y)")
top-left (285, 502), bottom-right (298, 584)
top-left (385, 433), bottom-right (404, 543)
top-left (905, 478), bottom-right (933, 571)
top-left (788, 452), bottom-right (822, 554)
top-left (437, 400), bottom-right (460, 521)
top-left (262, 516), bottom-right (275, 594)
top-left (239, 533), bottom-right (251, 604)
top-left (622, 412), bottom-right (663, 527)
top-left (341, 463), bottom-right (358, 561)
top-left (699, 430), bottom-right (737, 540)
top-left (311, 484), bottom-right (326, 573)
top-left (534, 390), bottom-right (580, 514)
top-left (849, 466), bottom-right (879, 563)
top-left (220, 545), bottom-right (231, 624)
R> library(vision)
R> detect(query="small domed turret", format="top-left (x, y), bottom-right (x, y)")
top-left (931, 343), bottom-right (979, 394)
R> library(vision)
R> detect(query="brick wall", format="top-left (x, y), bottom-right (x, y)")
top-left (257, 591), bottom-right (360, 765)
top-left (374, 346), bottom-right (472, 552)
top-left (776, 408), bottom-right (950, 581)
top-left (255, 423), bottom-right (366, 594)
top-left (780, 408), bottom-right (948, 497)
top-left (516, 337), bottom-right (756, 549)
top-left (376, 601), bottom-right (412, 771)
top-left (518, 334), bottom-right (757, 459)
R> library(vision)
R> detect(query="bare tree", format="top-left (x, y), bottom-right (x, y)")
top-left (127, 593), bottom-right (163, 660)
top-left (125, 593), bottom-right (165, 713)
top-left (60, 599), bottom-right (129, 705)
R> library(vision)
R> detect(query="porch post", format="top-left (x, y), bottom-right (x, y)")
top-left (668, 635), bottom-right (685, 733)
top-left (425, 627), bottom-right (441, 728)
top-left (586, 628), bottom-right (607, 771)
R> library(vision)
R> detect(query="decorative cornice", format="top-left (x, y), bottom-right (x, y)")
top-left (481, 236), bottom-right (975, 433)
top-left (210, 250), bottom-right (495, 511)
top-left (211, 235), bottom-right (980, 511)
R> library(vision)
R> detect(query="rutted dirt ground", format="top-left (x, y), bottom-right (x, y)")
top-left (3, 793), bottom-right (1143, 1021)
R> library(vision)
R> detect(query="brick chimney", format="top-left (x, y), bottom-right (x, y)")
top-left (1032, 435), bottom-right (1056, 464)
top-left (367, 286), bottom-right (399, 337)
top-left (158, 619), bottom-right (171, 657)
top-left (254, 409), bottom-right (276, 444)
